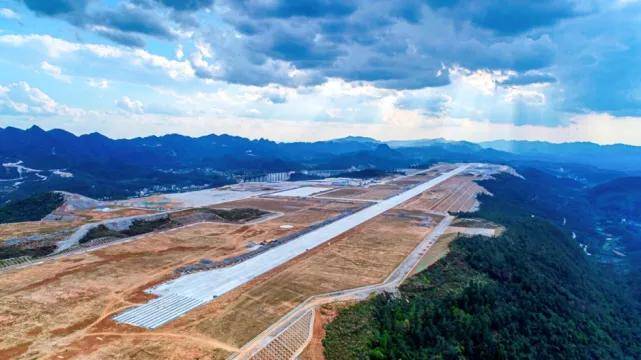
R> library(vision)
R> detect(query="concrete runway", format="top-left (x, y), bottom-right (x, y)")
top-left (113, 164), bottom-right (470, 329)
top-left (232, 214), bottom-right (455, 359)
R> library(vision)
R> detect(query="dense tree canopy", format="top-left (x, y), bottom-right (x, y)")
top-left (0, 192), bottom-right (63, 224)
top-left (324, 172), bottom-right (641, 359)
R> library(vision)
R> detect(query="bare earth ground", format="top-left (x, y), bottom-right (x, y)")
top-left (451, 217), bottom-right (501, 229)
top-left (71, 208), bottom-right (158, 222)
top-left (0, 198), bottom-right (357, 359)
top-left (164, 208), bottom-right (440, 349)
top-left (0, 168), bottom-right (485, 359)
top-left (315, 169), bottom-right (447, 202)
top-left (299, 302), bottom-right (353, 360)
top-left (0, 221), bottom-right (81, 243)
top-left (400, 175), bottom-right (488, 214)
top-left (319, 185), bottom-right (401, 201)
top-left (409, 233), bottom-right (459, 276)
top-left (0, 207), bottom-right (157, 243)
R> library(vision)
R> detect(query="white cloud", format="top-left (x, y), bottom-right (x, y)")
top-left (40, 61), bottom-right (71, 83)
top-left (187, 40), bottom-right (225, 79)
top-left (0, 81), bottom-right (83, 116)
top-left (0, 34), bottom-right (632, 145)
top-left (0, 34), bottom-right (79, 58)
top-left (116, 96), bottom-right (144, 114)
top-left (503, 86), bottom-right (547, 105)
top-left (195, 40), bottom-right (212, 59)
top-left (0, 34), bottom-right (194, 80)
top-left (87, 78), bottom-right (109, 89)
top-left (0, 8), bottom-right (19, 20)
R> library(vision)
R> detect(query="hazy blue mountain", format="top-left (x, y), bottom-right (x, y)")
top-left (0, 127), bottom-right (412, 202)
top-left (387, 138), bottom-right (481, 151)
top-left (316, 144), bottom-right (409, 170)
top-left (0, 126), bottom-right (379, 171)
top-left (481, 140), bottom-right (641, 173)
top-left (3, 126), bottom-right (640, 202)
top-left (589, 177), bottom-right (641, 221)
top-left (330, 136), bottom-right (381, 144)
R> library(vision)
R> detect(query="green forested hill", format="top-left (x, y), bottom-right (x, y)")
top-left (589, 176), bottom-right (641, 221)
top-left (0, 192), bottom-right (64, 224)
top-left (323, 173), bottom-right (641, 359)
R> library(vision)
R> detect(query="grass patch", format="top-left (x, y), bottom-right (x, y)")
top-left (79, 217), bottom-right (175, 244)
top-left (79, 225), bottom-right (124, 244)
top-left (123, 217), bottom-right (174, 236)
top-left (206, 208), bottom-right (267, 222)
top-left (0, 244), bottom-right (57, 260)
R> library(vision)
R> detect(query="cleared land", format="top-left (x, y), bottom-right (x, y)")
top-left (401, 175), bottom-right (488, 214)
top-left (0, 198), bottom-right (357, 359)
top-left (0, 221), bottom-right (80, 243)
top-left (300, 303), bottom-right (351, 360)
top-left (409, 233), bottom-right (459, 276)
top-left (0, 163), bottom-right (505, 359)
top-left (163, 208), bottom-right (442, 348)
top-left (318, 185), bottom-right (400, 201)
top-left (111, 181), bottom-right (303, 211)
top-left (71, 208), bottom-right (158, 222)
top-left (316, 169), bottom-right (447, 202)
top-left (113, 166), bottom-right (466, 329)
top-left (270, 186), bottom-right (332, 197)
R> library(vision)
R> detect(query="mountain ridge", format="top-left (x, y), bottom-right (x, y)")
top-left (2, 125), bottom-right (640, 202)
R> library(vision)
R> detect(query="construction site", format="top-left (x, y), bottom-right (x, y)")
top-left (0, 163), bottom-right (512, 359)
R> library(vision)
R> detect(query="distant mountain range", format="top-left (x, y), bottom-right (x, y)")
top-left (1, 125), bottom-right (640, 202)
top-left (332, 136), bottom-right (641, 173)
top-left (480, 140), bottom-right (641, 173)
top-left (589, 177), bottom-right (641, 221)
top-left (0, 126), bottom-right (501, 174)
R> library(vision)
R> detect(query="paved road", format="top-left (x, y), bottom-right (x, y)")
top-left (231, 214), bottom-right (455, 359)
top-left (114, 165), bottom-right (469, 329)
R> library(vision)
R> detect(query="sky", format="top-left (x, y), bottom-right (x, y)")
top-left (0, 0), bottom-right (640, 144)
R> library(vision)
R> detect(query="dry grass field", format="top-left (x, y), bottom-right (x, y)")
top-left (318, 185), bottom-right (401, 201)
top-left (0, 221), bottom-right (81, 243)
top-left (0, 198), bottom-right (359, 359)
top-left (71, 208), bottom-right (158, 222)
top-left (165, 208), bottom-right (441, 348)
top-left (0, 208), bottom-right (158, 244)
top-left (314, 169), bottom-right (449, 202)
top-left (409, 232), bottom-right (459, 276)
top-left (401, 175), bottom-right (488, 214)
top-left (0, 166), bottom-right (480, 359)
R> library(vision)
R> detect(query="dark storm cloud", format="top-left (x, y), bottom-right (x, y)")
top-left (229, 0), bottom-right (357, 19)
top-left (153, 0), bottom-right (213, 11)
top-left (20, 0), bottom-right (570, 86)
top-left (93, 27), bottom-right (147, 48)
top-left (425, 0), bottom-right (582, 34)
top-left (499, 72), bottom-right (557, 86)
top-left (210, 0), bottom-right (564, 88)
top-left (390, 0), bottom-right (424, 23)
top-left (22, 0), bottom-right (641, 122)
top-left (263, 31), bottom-right (344, 68)
top-left (93, 8), bottom-right (175, 39)
top-left (21, 0), bottom-right (174, 47)
top-left (22, 0), bottom-right (88, 16)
